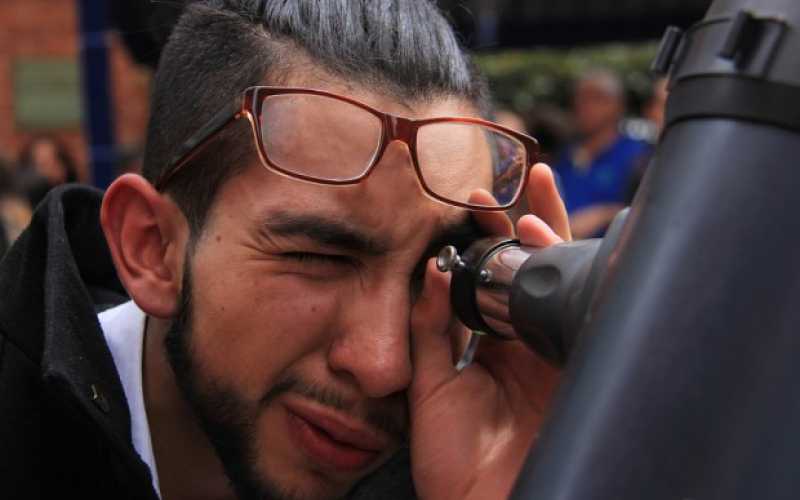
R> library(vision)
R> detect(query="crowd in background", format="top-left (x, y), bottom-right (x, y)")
top-left (499, 70), bottom-right (668, 238)
top-left (0, 67), bottom-right (667, 256)
top-left (0, 135), bottom-right (143, 255)
top-left (0, 136), bottom-right (78, 255)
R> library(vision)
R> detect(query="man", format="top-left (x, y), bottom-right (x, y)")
top-left (554, 68), bottom-right (651, 238)
top-left (0, 1), bottom-right (570, 499)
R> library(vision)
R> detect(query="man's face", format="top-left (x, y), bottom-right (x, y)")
top-left (573, 80), bottom-right (623, 137)
top-left (165, 79), bottom-right (489, 499)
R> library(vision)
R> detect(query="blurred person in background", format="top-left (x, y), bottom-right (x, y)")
top-left (0, 157), bottom-right (32, 256)
top-left (623, 76), bottom-right (671, 204)
top-left (643, 77), bottom-right (670, 137)
top-left (15, 135), bottom-right (80, 208)
top-left (527, 104), bottom-right (573, 158)
top-left (554, 68), bottom-right (651, 238)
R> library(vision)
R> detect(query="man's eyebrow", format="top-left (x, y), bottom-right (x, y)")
top-left (423, 214), bottom-right (485, 260)
top-left (260, 211), bottom-right (390, 255)
top-left (407, 214), bottom-right (485, 295)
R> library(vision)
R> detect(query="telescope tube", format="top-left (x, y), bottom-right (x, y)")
top-left (512, 1), bottom-right (800, 499)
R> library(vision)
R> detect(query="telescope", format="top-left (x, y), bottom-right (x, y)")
top-left (437, 208), bottom-right (629, 367)
top-left (439, 0), bottom-right (800, 497)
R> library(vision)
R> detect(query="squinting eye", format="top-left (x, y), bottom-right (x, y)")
top-left (282, 252), bottom-right (353, 267)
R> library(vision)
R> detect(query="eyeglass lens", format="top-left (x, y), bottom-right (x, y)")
top-left (260, 93), bottom-right (527, 208)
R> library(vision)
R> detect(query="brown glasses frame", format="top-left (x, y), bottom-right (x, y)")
top-left (155, 86), bottom-right (540, 211)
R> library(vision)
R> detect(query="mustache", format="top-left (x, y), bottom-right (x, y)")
top-left (261, 374), bottom-right (409, 444)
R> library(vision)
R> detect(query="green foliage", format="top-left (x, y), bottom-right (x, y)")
top-left (475, 43), bottom-right (660, 113)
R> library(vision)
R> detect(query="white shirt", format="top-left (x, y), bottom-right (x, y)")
top-left (98, 300), bottom-right (162, 498)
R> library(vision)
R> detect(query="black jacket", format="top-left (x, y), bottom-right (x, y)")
top-left (0, 185), bottom-right (415, 499)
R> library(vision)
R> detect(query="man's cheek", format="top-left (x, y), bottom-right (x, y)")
top-left (189, 286), bottom-right (340, 401)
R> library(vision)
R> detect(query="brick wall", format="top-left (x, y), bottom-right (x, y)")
top-left (0, 0), bottom-right (151, 182)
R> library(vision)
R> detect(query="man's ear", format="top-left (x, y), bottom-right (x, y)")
top-left (100, 174), bottom-right (189, 319)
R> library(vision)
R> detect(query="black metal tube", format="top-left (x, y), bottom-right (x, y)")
top-left (511, 0), bottom-right (800, 498)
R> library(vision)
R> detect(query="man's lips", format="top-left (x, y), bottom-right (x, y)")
top-left (283, 397), bottom-right (391, 472)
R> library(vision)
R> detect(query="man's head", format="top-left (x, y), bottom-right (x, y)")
top-left (142, 0), bottom-right (490, 234)
top-left (102, 1), bottom-right (492, 499)
top-left (572, 68), bottom-right (625, 138)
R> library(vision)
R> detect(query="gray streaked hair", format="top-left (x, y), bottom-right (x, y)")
top-left (143, 0), bottom-right (489, 233)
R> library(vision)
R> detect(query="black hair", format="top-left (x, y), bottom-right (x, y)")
top-left (142, 0), bottom-right (490, 234)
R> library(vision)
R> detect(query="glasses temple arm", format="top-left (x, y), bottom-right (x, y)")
top-left (154, 99), bottom-right (243, 190)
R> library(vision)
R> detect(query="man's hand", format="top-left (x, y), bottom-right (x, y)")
top-left (409, 163), bottom-right (570, 500)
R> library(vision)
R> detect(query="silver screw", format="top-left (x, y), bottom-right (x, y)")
top-left (437, 246), bottom-right (465, 273)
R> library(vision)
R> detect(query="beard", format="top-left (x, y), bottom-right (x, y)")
top-left (164, 259), bottom-right (288, 500)
top-left (163, 254), bottom-right (408, 500)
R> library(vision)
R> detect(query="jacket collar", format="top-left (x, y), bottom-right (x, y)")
top-left (0, 185), bottom-right (136, 458)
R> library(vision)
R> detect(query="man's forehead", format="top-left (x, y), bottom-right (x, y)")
top-left (255, 202), bottom-right (471, 256)
top-left (211, 156), bottom-right (465, 250)
top-left (256, 182), bottom-right (468, 249)
top-left (207, 67), bottom-right (487, 248)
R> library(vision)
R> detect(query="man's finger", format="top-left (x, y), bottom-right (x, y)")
top-left (410, 259), bottom-right (458, 399)
top-left (526, 163), bottom-right (572, 241)
top-left (517, 213), bottom-right (563, 248)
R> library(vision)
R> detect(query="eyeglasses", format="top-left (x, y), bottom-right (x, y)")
top-left (155, 86), bottom-right (540, 211)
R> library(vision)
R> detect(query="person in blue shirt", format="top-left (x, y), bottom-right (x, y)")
top-left (554, 68), bottom-right (651, 238)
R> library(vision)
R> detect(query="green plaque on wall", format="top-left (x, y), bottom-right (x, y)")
top-left (14, 59), bottom-right (82, 130)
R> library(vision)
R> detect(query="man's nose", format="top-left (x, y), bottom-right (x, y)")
top-left (327, 281), bottom-right (413, 399)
